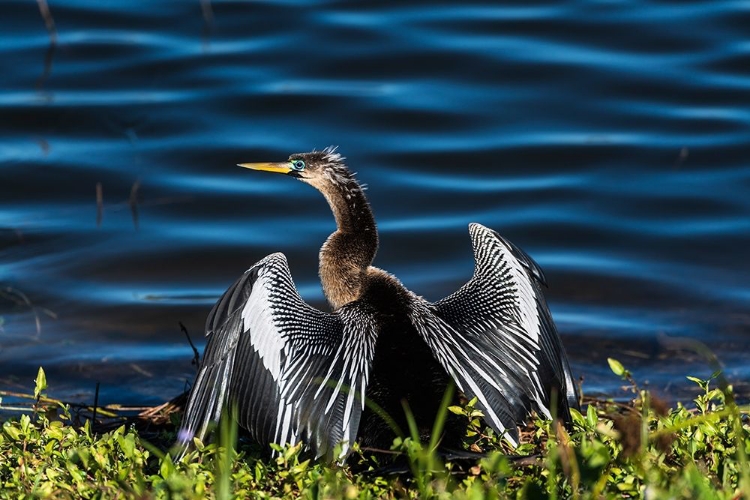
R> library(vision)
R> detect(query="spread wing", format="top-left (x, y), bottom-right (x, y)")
top-left (409, 223), bottom-right (579, 446)
top-left (178, 253), bottom-right (378, 459)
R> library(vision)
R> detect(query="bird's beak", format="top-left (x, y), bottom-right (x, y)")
top-left (237, 162), bottom-right (293, 174)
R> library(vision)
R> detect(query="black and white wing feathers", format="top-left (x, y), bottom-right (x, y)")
top-left (178, 253), bottom-right (378, 459)
top-left (409, 223), bottom-right (579, 446)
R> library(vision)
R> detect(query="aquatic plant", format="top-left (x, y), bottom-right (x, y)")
top-left (0, 361), bottom-right (748, 498)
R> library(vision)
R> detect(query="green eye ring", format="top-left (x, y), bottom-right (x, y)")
top-left (291, 160), bottom-right (305, 171)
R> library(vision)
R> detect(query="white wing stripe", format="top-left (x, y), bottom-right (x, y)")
top-left (315, 340), bottom-right (347, 400)
top-left (242, 271), bottom-right (285, 381)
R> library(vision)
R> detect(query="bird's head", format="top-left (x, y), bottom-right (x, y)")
top-left (238, 147), bottom-right (352, 192)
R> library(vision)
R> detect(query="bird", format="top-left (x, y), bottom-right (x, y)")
top-left (177, 147), bottom-right (579, 461)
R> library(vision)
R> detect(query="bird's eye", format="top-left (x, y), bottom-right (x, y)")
top-left (291, 160), bottom-right (305, 171)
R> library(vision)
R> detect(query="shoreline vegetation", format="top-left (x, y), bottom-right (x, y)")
top-left (1, 360), bottom-right (749, 499)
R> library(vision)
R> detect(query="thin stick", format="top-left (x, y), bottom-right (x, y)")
top-left (36, 0), bottom-right (58, 44)
top-left (200, 0), bottom-right (214, 48)
top-left (200, 0), bottom-right (214, 25)
top-left (358, 446), bottom-right (401, 456)
top-left (0, 406), bottom-right (34, 412)
top-left (96, 182), bottom-right (103, 227)
top-left (36, 41), bottom-right (56, 89)
top-left (92, 382), bottom-right (100, 428)
top-left (0, 390), bottom-right (60, 402)
top-left (129, 180), bottom-right (140, 230)
top-left (0, 389), bottom-right (152, 419)
top-left (0, 286), bottom-right (51, 338)
top-left (180, 321), bottom-right (201, 369)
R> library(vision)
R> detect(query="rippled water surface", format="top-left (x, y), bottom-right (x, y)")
top-left (2, 0), bottom-right (749, 409)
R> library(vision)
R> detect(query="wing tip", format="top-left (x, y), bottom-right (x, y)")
top-left (262, 252), bottom-right (288, 266)
top-left (467, 222), bottom-right (487, 236)
top-left (468, 221), bottom-right (548, 286)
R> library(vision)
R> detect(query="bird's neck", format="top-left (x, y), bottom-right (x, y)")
top-left (318, 182), bottom-right (378, 310)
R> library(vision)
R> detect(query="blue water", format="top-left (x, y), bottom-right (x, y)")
top-left (1, 0), bottom-right (749, 409)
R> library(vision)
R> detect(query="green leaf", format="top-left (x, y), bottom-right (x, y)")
top-left (193, 436), bottom-right (205, 451)
top-left (586, 404), bottom-right (598, 427)
top-left (569, 408), bottom-right (585, 427)
top-left (3, 421), bottom-right (22, 441)
top-left (607, 358), bottom-right (625, 377)
top-left (447, 405), bottom-right (464, 415)
top-left (160, 454), bottom-right (174, 479)
top-left (20, 414), bottom-right (31, 434)
top-left (587, 443), bottom-right (611, 469)
top-left (66, 462), bottom-right (83, 483)
top-left (118, 433), bottom-right (136, 459)
top-left (34, 366), bottom-right (47, 400)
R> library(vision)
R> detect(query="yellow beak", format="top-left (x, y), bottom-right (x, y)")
top-left (237, 162), bottom-right (292, 174)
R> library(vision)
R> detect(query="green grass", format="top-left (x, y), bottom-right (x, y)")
top-left (1, 361), bottom-right (749, 499)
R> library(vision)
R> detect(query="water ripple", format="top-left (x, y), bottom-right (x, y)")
top-left (1, 0), bottom-right (749, 405)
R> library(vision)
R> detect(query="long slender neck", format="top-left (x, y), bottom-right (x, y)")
top-left (316, 174), bottom-right (378, 310)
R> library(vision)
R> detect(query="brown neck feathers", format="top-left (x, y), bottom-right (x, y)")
top-left (315, 174), bottom-right (378, 310)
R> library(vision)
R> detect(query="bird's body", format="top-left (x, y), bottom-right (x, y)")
top-left (178, 148), bottom-right (579, 460)
top-left (342, 265), bottom-right (462, 450)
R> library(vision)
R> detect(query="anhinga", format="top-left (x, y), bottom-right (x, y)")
top-left (178, 147), bottom-right (579, 460)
